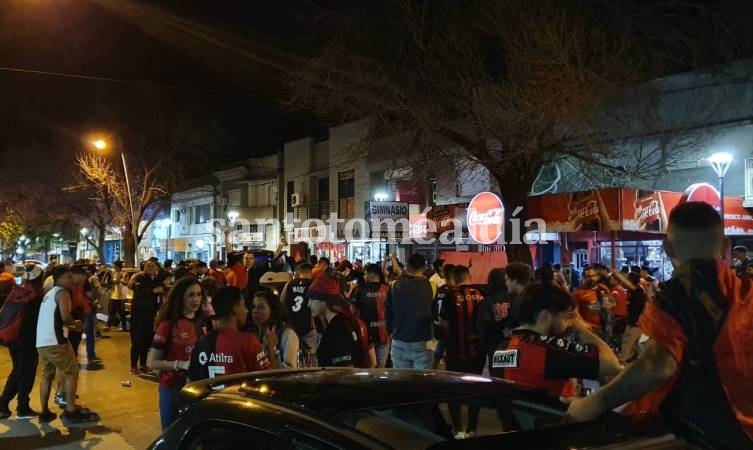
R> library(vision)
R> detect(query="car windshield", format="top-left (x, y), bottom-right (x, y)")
top-left (335, 393), bottom-right (586, 449)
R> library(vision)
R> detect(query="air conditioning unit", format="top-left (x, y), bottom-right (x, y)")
top-left (291, 193), bottom-right (305, 207)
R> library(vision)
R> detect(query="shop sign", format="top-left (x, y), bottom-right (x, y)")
top-left (238, 232), bottom-right (264, 243)
top-left (365, 201), bottom-right (409, 239)
top-left (293, 226), bottom-right (327, 242)
top-left (466, 192), bottom-right (504, 244)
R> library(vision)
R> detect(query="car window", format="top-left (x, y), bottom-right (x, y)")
top-left (337, 393), bottom-right (569, 446)
top-left (179, 421), bottom-right (276, 450)
top-left (276, 429), bottom-right (341, 450)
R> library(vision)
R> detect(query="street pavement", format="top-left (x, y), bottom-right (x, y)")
top-left (0, 331), bottom-right (162, 450)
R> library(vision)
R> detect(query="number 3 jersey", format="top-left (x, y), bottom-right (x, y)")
top-left (188, 327), bottom-right (271, 381)
top-left (282, 278), bottom-right (314, 338)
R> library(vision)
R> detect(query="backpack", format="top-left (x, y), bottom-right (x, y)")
top-left (188, 330), bottom-right (221, 381)
top-left (0, 285), bottom-right (35, 345)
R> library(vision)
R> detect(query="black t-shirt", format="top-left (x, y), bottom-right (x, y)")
top-left (439, 285), bottom-right (485, 373)
top-left (356, 282), bottom-right (389, 345)
top-left (317, 314), bottom-right (357, 367)
top-left (433, 285), bottom-right (455, 340)
top-left (283, 278), bottom-right (313, 337)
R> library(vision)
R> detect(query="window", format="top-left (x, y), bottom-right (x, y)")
top-left (173, 209), bottom-right (181, 223)
top-left (228, 189), bottom-right (241, 207)
top-left (179, 421), bottom-right (276, 450)
top-left (338, 170), bottom-right (355, 219)
top-left (287, 181), bottom-right (295, 213)
top-left (194, 204), bottom-right (211, 224)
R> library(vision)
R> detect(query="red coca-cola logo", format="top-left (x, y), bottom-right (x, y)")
top-left (637, 198), bottom-right (661, 221)
top-left (574, 200), bottom-right (599, 219)
top-left (467, 192), bottom-right (504, 244)
top-left (681, 183), bottom-right (720, 209)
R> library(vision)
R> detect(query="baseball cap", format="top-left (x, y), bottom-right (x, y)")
top-left (24, 263), bottom-right (44, 282)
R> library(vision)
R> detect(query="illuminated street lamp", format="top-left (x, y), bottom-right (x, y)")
top-left (709, 152), bottom-right (734, 223)
top-left (227, 211), bottom-right (239, 251)
top-left (90, 136), bottom-right (136, 266)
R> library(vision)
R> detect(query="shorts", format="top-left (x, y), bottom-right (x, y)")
top-left (38, 343), bottom-right (79, 380)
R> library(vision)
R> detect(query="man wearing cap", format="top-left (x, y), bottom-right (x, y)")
top-left (386, 254), bottom-right (435, 370)
top-left (0, 264), bottom-right (45, 419)
top-left (308, 274), bottom-right (360, 367)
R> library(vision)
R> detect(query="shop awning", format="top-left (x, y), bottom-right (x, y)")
top-left (527, 184), bottom-right (753, 236)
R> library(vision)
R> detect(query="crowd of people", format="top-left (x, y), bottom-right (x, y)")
top-left (0, 201), bottom-right (751, 448)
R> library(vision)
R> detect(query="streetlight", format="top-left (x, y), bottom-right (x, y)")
top-left (709, 152), bottom-right (734, 223)
top-left (227, 211), bottom-right (239, 252)
top-left (90, 136), bottom-right (136, 266)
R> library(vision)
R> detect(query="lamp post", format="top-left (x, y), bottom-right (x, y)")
top-left (80, 227), bottom-right (89, 261)
top-left (709, 152), bottom-right (734, 225)
top-left (91, 137), bottom-right (136, 267)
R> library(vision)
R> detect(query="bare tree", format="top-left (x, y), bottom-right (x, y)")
top-left (288, 0), bottom-right (753, 263)
top-left (66, 100), bottom-right (232, 266)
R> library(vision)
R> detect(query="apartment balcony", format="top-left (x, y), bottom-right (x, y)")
top-left (294, 201), bottom-right (335, 221)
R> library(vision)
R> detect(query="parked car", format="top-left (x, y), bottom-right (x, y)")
top-left (148, 368), bottom-right (683, 450)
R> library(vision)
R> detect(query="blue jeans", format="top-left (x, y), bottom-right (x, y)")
top-left (158, 378), bottom-right (186, 430)
top-left (375, 339), bottom-right (391, 368)
top-left (391, 340), bottom-right (433, 370)
top-left (85, 314), bottom-right (96, 360)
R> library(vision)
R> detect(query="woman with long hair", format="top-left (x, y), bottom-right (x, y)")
top-left (147, 276), bottom-right (204, 430)
top-left (251, 290), bottom-right (297, 368)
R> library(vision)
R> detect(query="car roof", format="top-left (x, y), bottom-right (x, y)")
top-left (185, 368), bottom-right (555, 417)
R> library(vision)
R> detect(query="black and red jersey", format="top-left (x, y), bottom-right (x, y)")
top-left (282, 278), bottom-right (313, 338)
top-left (440, 285), bottom-right (485, 373)
top-left (188, 327), bottom-right (271, 381)
top-left (356, 282), bottom-right (389, 345)
top-left (490, 329), bottom-right (598, 397)
top-left (433, 285), bottom-right (456, 340)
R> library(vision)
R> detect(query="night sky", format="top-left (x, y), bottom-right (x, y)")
top-left (0, 0), bottom-right (324, 161)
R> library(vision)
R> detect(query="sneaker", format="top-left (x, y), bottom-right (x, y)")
top-left (89, 357), bottom-right (103, 363)
top-left (139, 366), bottom-right (155, 376)
top-left (0, 405), bottom-right (11, 419)
top-left (38, 410), bottom-right (57, 422)
top-left (16, 407), bottom-right (39, 419)
top-left (54, 392), bottom-right (66, 406)
top-left (465, 431), bottom-right (476, 439)
top-left (62, 407), bottom-right (99, 423)
top-left (453, 431), bottom-right (467, 440)
top-left (129, 366), bottom-right (140, 375)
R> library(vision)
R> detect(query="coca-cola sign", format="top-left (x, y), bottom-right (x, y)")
top-left (574, 200), bottom-right (599, 219)
top-left (467, 192), bottom-right (505, 244)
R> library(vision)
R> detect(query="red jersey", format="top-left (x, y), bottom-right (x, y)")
top-left (610, 285), bottom-right (628, 319)
top-left (71, 284), bottom-right (92, 315)
top-left (573, 284), bottom-right (609, 329)
top-left (490, 329), bottom-right (599, 397)
top-left (439, 285), bottom-right (485, 373)
top-left (188, 327), bottom-right (270, 380)
top-left (207, 269), bottom-right (226, 288)
top-left (152, 317), bottom-right (200, 387)
top-left (226, 263), bottom-right (248, 290)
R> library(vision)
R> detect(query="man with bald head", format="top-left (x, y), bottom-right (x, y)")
top-left (566, 202), bottom-right (753, 449)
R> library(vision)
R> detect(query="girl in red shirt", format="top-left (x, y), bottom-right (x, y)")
top-left (147, 277), bottom-right (205, 430)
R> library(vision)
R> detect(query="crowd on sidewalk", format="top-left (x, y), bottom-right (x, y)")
top-left (0, 201), bottom-right (751, 448)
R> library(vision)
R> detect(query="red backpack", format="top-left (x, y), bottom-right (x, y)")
top-left (0, 284), bottom-right (36, 345)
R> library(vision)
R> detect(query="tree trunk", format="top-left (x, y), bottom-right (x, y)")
top-left (123, 224), bottom-right (137, 268)
top-left (494, 167), bottom-right (538, 266)
top-left (96, 230), bottom-right (106, 263)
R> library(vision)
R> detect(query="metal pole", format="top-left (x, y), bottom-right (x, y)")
top-left (719, 175), bottom-right (725, 225)
top-left (120, 150), bottom-right (137, 267)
